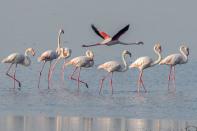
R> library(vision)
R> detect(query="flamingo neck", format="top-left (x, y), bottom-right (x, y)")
top-left (180, 47), bottom-right (188, 62)
top-left (120, 53), bottom-right (128, 72)
top-left (57, 31), bottom-right (62, 50)
top-left (151, 50), bottom-right (162, 67)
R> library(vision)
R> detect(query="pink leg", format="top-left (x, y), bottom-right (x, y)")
top-left (168, 65), bottom-right (172, 90)
top-left (13, 64), bottom-right (16, 89)
top-left (137, 71), bottom-right (142, 93)
top-left (99, 72), bottom-right (111, 94)
top-left (38, 62), bottom-right (46, 88)
top-left (61, 62), bottom-right (66, 84)
top-left (110, 72), bottom-right (113, 95)
top-left (70, 67), bottom-right (88, 88)
top-left (139, 71), bottom-right (147, 93)
top-left (6, 64), bottom-right (21, 88)
top-left (48, 61), bottom-right (52, 89)
top-left (172, 66), bottom-right (176, 89)
top-left (77, 67), bottom-right (81, 89)
top-left (49, 58), bottom-right (60, 82)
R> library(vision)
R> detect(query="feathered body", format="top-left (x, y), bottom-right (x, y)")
top-left (38, 50), bottom-right (59, 62)
top-left (98, 50), bottom-right (131, 94)
top-left (159, 45), bottom-right (189, 89)
top-left (2, 48), bottom-right (35, 88)
top-left (129, 43), bottom-right (162, 93)
top-left (82, 24), bottom-right (144, 47)
top-left (63, 50), bottom-right (94, 89)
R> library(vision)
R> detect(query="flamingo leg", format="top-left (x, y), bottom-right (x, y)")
top-left (48, 61), bottom-right (52, 89)
top-left (137, 71), bottom-right (142, 93)
top-left (139, 71), bottom-right (147, 93)
top-left (70, 67), bottom-right (88, 88)
top-left (82, 43), bottom-right (101, 47)
top-left (172, 66), bottom-right (176, 89)
top-left (6, 64), bottom-right (21, 88)
top-left (13, 64), bottom-right (16, 89)
top-left (49, 58), bottom-right (60, 82)
top-left (38, 62), bottom-right (46, 88)
top-left (110, 72), bottom-right (113, 95)
top-left (99, 72), bottom-right (111, 94)
top-left (77, 67), bottom-right (81, 89)
top-left (61, 60), bottom-right (66, 84)
top-left (168, 65), bottom-right (172, 90)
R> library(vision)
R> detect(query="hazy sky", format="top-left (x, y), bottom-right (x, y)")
top-left (0, 0), bottom-right (196, 61)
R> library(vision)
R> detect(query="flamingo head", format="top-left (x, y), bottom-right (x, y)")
top-left (181, 45), bottom-right (189, 56)
top-left (86, 50), bottom-right (94, 59)
top-left (59, 29), bottom-right (64, 34)
top-left (25, 48), bottom-right (35, 56)
top-left (154, 43), bottom-right (162, 53)
top-left (123, 50), bottom-right (132, 57)
top-left (61, 48), bottom-right (72, 58)
top-left (137, 41), bottom-right (144, 45)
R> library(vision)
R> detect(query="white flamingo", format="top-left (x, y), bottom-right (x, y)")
top-left (63, 50), bottom-right (94, 89)
top-left (129, 43), bottom-right (162, 93)
top-left (2, 48), bottom-right (35, 88)
top-left (98, 50), bottom-right (131, 94)
top-left (82, 24), bottom-right (144, 47)
top-left (37, 29), bottom-right (66, 89)
top-left (159, 45), bottom-right (189, 89)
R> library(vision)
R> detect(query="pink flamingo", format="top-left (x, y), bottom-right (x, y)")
top-left (98, 50), bottom-right (131, 94)
top-left (159, 45), bottom-right (189, 89)
top-left (129, 43), bottom-right (162, 93)
top-left (2, 48), bottom-right (35, 88)
top-left (37, 29), bottom-right (66, 89)
top-left (82, 24), bottom-right (143, 47)
top-left (63, 50), bottom-right (94, 89)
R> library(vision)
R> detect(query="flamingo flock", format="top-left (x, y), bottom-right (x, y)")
top-left (1, 25), bottom-right (190, 94)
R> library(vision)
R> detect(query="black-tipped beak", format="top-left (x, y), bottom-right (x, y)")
top-left (127, 52), bottom-right (132, 57)
top-left (138, 41), bottom-right (144, 45)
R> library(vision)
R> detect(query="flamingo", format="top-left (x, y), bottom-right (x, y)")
top-left (63, 50), bottom-right (94, 89)
top-left (2, 48), bottom-right (35, 88)
top-left (98, 50), bottom-right (131, 94)
top-left (82, 24), bottom-right (144, 47)
top-left (49, 47), bottom-right (72, 83)
top-left (129, 43), bottom-right (162, 93)
top-left (37, 29), bottom-right (65, 89)
top-left (159, 45), bottom-right (189, 89)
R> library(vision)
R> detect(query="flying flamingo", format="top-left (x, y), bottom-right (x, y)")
top-left (82, 24), bottom-right (144, 47)
top-left (159, 45), bottom-right (189, 90)
top-left (129, 43), bottom-right (162, 93)
top-left (2, 48), bottom-right (35, 88)
top-left (98, 50), bottom-right (131, 94)
top-left (63, 50), bottom-right (94, 89)
top-left (37, 29), bottom-right (65, 89)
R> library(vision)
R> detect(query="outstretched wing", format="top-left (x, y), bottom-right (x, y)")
top-left (112, 24), bottom-right (130, 40)
top-left (91, 24), bottom-right (110, 39)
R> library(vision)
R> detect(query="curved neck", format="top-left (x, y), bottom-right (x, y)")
top-left (151, 50), bottom-right (162, 67)
top-left (180, 48), bottom-right (188, 61)
top-left (25, 50), bottom-right (29, 56)
top-left (120, 53), bottom-right (128, 72)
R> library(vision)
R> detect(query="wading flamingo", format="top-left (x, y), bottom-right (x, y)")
top-left (37, 29), bottom-right (64, 89)
top-left (63, 50), bottom-right (94, 89)
top-left (159, 45), bottom-right (189, 90)
top-left (49, 47), bottom-right (72, 83)
top-left (2, 48), bottom-right (35, 88)
top-left (98, 50), bottom-right (131, 95)
top-left (129, 43), bottom-right (162, 93)
top-left (82, 24), bottom-right (144, 47)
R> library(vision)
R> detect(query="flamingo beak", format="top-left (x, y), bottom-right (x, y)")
top-left (127, 51), bottom-right (132, 57)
